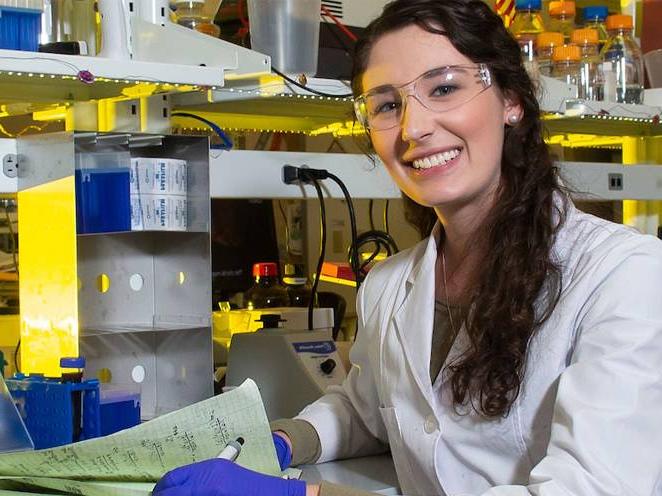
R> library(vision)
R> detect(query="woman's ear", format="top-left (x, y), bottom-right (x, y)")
top-left (503, 93), bottom-right (523, 126)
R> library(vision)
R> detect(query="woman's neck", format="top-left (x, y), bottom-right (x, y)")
top-left (434, 200), bottom-right (492, 302)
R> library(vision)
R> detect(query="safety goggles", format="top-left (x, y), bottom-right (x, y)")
top-left (354, 64), bottom-right (492, 131)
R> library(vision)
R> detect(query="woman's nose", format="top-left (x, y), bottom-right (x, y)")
top-left (400, 95), bottom-right (435, 143)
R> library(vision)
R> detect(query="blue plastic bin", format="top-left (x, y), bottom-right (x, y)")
top-left (75, 168), bottom-right (132, 234)
top-left (0, 7), bottom-right (41, 52)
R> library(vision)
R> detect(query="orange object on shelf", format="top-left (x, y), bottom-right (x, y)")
top-left (321, 262), bottom-right (356, 281)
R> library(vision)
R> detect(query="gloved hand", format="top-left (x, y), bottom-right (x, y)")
top-left (152, 458), bottom-right (306, 496)
top-left (273, 432), bottom-right (293, 470)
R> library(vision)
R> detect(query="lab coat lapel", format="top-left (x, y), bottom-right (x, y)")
top-left (393, 225), bottom-right (440, 404)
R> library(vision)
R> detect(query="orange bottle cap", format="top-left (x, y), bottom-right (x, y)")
top-left (549, 0), bottom-right (576, 16)
top-left (571, 28), bottom-right (599, 44)
top-left (605, 14), bottom-right (633, 30)
top-left (537, 31), bottom-right (565, 48)
top-left (552, 44), bottom-right (581, 61)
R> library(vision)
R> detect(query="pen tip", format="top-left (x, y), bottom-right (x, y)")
top-left (237, 437), bottom-right (245, 445)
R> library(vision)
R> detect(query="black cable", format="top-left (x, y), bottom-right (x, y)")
top-left (368, 199), bottom-right (375, 231)
top-left (299, 171), bottom-right (326, 331)
top-left (271, 67), bottom-right (353, 98)
top-left (384, 200), bottom-right (391, 234)
top-left (325, 172), bottom-right (360, 289)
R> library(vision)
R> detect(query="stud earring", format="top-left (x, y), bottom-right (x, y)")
top-left (508, 114), bottom-right (520, 125)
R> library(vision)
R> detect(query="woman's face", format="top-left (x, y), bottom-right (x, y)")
top-left (362, 25), bottom-right (520, 214)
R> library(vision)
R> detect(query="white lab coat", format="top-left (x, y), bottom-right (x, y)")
top-left (297, 198), bottom-right (662, 496)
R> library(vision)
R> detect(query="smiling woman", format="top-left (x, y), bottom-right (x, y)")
top-left (153, 1), bottom-right (662, 495)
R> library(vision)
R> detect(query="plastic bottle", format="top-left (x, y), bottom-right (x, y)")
top-left (60, 356), bottom-right (85, 441)
top-left (510, 0), bottom-right (546, 78)
top-left (282, 263), bottom-right (317, 307)
top-left (571, 28), bottom-right (603, 100)
top-left (548, 1), bottom-right (576, 43)
top-left (244, 262), bottom-right (289, 309)
top-left (581, 6), bottom-right (609, 49)
top-left (536, 31), bottom-right (565, 77)
top-left (175, 0), bottom-right (220, 38)
top-left (552, 44), bottom-right (582, 93)
top-left (600, 14), bottom-right (644, 104)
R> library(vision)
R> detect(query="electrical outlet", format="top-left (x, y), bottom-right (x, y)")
top-left (3, 154), bottom-right (18, 178)
top-left (608, 173), bottom-right (623, 191)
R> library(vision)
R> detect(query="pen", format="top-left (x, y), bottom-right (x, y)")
top-left (217, 437), bottom-right (244, 461)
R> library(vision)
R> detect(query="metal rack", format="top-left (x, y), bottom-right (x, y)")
top-left (16, 132), bottom-right (211, 419)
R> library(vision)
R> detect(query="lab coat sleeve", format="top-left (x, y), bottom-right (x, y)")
top-left (482, 237), bottom-right (662, 496)
top-left (295, 271), bottom-right (389, 463)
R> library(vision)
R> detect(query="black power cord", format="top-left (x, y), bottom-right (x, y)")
top-left (298, 171), bottom-right (326, 332)
top-left (271, 67), bottom-right (353, 99)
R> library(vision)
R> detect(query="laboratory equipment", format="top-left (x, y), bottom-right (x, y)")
top-left (0, 374), bottom-right (33, 453)
top-left (283, 263), bottom-right (316, 307)
top-left (581, 6), bottom-right (609, 49)
top-left (536, 31), bottom-right (564, 77)
top-left (571, 28), bottom-right (603, 100)
top-left (247, 0), bottom-right (322, 75)
top-left (510, 0), bottom-right (545, 77)
top-left (552, 44), bottom-right (582, 92)
top-left (6, 373), bottom-right (101, 449)
top-left (644, 49), bottom-right (662, 88)
top-left (212, 305), bottom-right (335, 365)
top-left (40, 0), bottom-right (97, 55)
top-left (245, 262), bottom-right (290, 309)
top-left (601, 14), bottom-right (644, 104)
top-left (175, 0), bottom-right (221, 37)
top-left (548, 1), bottom-right (576, 42)
top-left (225, 310), bottom-right (345, 420)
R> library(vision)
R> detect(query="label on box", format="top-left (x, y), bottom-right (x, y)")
top-left (130, 158), bottom-right (187, 195)
top-left (131, 195), bottom-right (187, 231)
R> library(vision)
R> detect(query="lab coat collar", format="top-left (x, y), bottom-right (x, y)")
top-left (393, 223), bottom-right (442, 404)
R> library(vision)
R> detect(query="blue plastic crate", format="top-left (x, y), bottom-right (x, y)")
top-left (0, 7), bottom-right (41, 52)
top-left (6, 375), bottom-right (101, 449)
top-left (99, 389), bottom-right (141, 436)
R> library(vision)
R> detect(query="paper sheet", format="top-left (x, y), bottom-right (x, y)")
top-left (0, 379), bottom-right (280, 495)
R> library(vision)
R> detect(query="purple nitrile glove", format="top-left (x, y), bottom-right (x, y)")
top-left (272, 432), bottom-right (293, 470)
top-left (152, 458), bottom-right (306, 496)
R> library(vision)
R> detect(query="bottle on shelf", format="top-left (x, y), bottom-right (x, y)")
top-left (175, 0), bottom-right (221, 38)
top-left (511, 0), bottom-right (546, 79)
top-left (536, 31), bottom-right (565, 77)
top-left (244, 262), bottom-right (290, 310)
top-left (571, 28), bottom-right (603, 100)
top-left (552, 44), bottom-right (582, 94)
top-left (283, 263), bottom-right (317, 308)
top-left (548, 1), bottom-right (576, 42)
top-left (581, 6), bottom-right (609, 49)
top-left (600, 14), bottom-right (644, 104)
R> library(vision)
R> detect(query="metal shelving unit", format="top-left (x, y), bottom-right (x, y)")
top-left (17, 132), bottom-right (212, 419)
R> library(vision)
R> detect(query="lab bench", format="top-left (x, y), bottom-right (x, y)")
top-left (301, 454), bottom-right (400, 495)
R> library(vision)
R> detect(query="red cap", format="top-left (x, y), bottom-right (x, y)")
top-left (253, 262), bottom-right (279, 277)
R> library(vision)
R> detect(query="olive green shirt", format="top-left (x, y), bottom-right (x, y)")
top-left (270, 301), bottom-right (459, 496)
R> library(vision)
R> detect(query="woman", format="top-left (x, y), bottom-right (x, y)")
top-left (154, 0), bottom-right (662, 494)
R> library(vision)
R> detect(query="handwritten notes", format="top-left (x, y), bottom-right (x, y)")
top-left (0, 379), bottom-right (280, 495)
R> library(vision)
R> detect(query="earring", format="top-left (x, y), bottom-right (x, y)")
top-left (508, 114), bottom-right (520, 125)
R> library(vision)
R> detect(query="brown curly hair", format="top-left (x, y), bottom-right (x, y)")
top-left (351, 0), bottom-right (566, 418)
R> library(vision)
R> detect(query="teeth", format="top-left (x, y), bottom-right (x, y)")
top-left (412, 148), bottom-right (460, 169)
